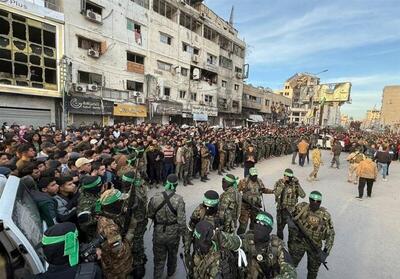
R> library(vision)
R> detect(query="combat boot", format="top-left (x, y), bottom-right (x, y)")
top-left (226, 167), bottom-right (231, 171)
top-left (205, 175), bottom-right (210, 180)
top-left (188, 180), bottom-right (194, 185)
top-left (201, 176), bottom-right (206, 182)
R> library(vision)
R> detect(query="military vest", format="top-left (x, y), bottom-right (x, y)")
top-left (296, 205), bottom-right (328, 244)
top-left (275, 179), bottom-right (300, 209)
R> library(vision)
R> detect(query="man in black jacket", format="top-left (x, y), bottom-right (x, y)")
top-left (54, 176), bottom-right (80, 223)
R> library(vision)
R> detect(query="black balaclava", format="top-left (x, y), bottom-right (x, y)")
top-left (203, 190), bottom-right (219, 216)
top-left (309, 191), bottom-right (322, 212)
top-left (80, 176), bottom-right (102, 195)
top-left (222, 174), bottom-right (237, 191)
top-left (253, 212), bottom-right (274, 245)
top-left (194, 220), bottom-right (214, 255)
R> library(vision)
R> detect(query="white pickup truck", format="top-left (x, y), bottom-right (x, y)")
top-left (0, 175), bottom-right (46, 278)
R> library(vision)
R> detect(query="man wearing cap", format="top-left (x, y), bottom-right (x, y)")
top-left (121, 171), bottom-right (148, 279)
top-left (274, 168), bottom-right (305, 240)
top-left (75, 157), bottom-right (93, 178)
top-left (308, 144), bottom-right (323, 182)
top-left (237, 167), bottom-right (274, 234)
top-left (184, 190), bottom-right (221, 277)
top-left (346, 148), bottom-right (365, 184)
top-left (96, 188), bottom-right (133, 278)
top-left (37, 222), bottom-right (102, 279)
top-left (147, 174), bottom-right (186, 278)
top-left (218, 174), bottom-right (242, 233)
top-left (77, 176), bottom-right (104, 242)
top-left (288, 191), bottom-right (335, 279)
top-left (240, 211), bottom-right (297, 278)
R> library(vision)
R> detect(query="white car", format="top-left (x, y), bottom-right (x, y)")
top-left (317, 134), bottom-right (344, 149)
top-left (0, 176), bottom-right (46, 278)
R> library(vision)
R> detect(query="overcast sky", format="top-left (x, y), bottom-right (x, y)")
top-left (204, 0), bottom-right (400, 119)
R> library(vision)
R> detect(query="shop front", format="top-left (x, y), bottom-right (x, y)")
top-left (113, 103), bottom-right (147, 124)
top-left (149, 101), bottom-right (183, 124)
top-left (66, 95), bottom-right (113, 127)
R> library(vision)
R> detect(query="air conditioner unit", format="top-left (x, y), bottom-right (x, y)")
top-left (236, 73), bottom-right (243, 79)
top-left (74, 83), bottom-right (87, 93)
top-left (87, 84), bottom-right (99, 91)
top-left (86, 10), bottom-right (102, 24)
top-left (88, 48), bottom-right (100, 58)
top-left (192, 55), bottom-right (199, 63)
top-left (136, 97), bottom-right (145, 104)
top-left (133, 91), bottom-right (141, 97)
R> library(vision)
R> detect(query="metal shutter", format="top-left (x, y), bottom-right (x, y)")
top-left (0, 107), bottom-right (51, 127)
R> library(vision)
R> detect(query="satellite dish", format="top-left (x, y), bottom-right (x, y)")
top-left (193, 68), bottom-right (200, 80)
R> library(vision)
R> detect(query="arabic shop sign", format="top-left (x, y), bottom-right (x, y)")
top-left (66, 95), bottom-right (113, 115)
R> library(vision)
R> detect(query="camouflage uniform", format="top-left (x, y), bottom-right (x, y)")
top-left (97, 216), bottom-right (133, 279)
top-left (124, 176), bottom-right (148, 276)
top-left (147, 189), bottom-right (186, 278)
top-left (275, 137), bottom-right (282, 157)
top-left (218, 141), bottom-right (226, 174)
top-left (192, 229), bottom-right (241, 279)
top-left (182, 145), bottom-right (194, 185)
top-left (200, 145), bottom-right (210, 180)
top-left (274, 177), bottom-right (305, 239)
top-left (288, 202), bottom-right (335, 279)
top-left (265, 136), bottom-right (273, 158)
top-left (227, 141), bottom-right (236, 169)
top-left (218, 186), bottom-right (241, 233)
top-left (77, 190), bottom-right (100, 242)
top-left (237, 177), bottom-right (273, 234)
top-left (241, 232), bottom-right (297, 279)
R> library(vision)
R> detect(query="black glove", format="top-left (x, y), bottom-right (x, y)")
top-left (319, 248), bottom-right (329, 263)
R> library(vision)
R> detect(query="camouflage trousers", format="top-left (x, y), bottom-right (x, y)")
top-left (276, 209), bottom-right (290, 240)
top-left (132, 219), bottom-right (148, 268)
top-left (265, 146), bottom-right (271, 158)
top-left (228, 151), bottom-right (235, 168)
top-left (237, 205), bottom-right (258, 234)
top-left (348, 163), bottom-right (358, 183)
top-left (183, 160), bottom-right (193, 182)
top-left (288, 234), bottom-right (322, 279)
top-left (309, 164), bottom-right (320, 179)
top-left (201, 158), bottom-right (210, 177)
top-left (153, 230), bottom-right (180, 279)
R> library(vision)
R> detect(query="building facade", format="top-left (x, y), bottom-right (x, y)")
top-left (0, 0), bottom-right (64, 127)
top-left (362, 108), bottom-right (381, 130)
top-left (62, 0), bottom-right (246, 127)
top-left (381, 85), bottom-right (400, 130)
top-left (243, 84), bottom-right (291, 124)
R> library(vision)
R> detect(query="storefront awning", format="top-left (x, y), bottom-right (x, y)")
top-left (248, 114), bottom-right (264, 122)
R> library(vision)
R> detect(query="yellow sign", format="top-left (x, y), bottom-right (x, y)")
top-left (113, 103), bottom-right (147, 117)
top-left (316, 82), bottom-right (351, 102)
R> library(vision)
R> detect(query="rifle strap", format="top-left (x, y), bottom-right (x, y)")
top-left (154, 191), bottom-right (177, 218)
top-left (293, 204), bottom-right (308, 221)
top-left (74, 262), bottom-right (97, 279)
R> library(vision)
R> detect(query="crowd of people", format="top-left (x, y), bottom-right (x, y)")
top-left (0, 121), bottom-right (399, 279)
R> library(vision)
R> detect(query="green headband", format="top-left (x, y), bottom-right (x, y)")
top-left (95, 190), bottom-right (122, 213)
top-left (309, 193), bottom-right (322, 201)
top-left (256, 214), bottom-right (273, 228)
top-left (127, 158), bottom-right (137, 166)
top-left (223, 175), bottom-right (238, 189)
top-left (194, 229), bottom-right (201, 239)
top-left (249, 167), bottom-right (258, 176)
top-left (42, 230), bottom-right (79, 267)
top-left (203, 197), bottom-right (219, 207)
top-left (122, 175), bottom-right (142, 187)
top-left (82, 177), bottom-right (101, 189)
top-left (284, 172), bottom-right (294, 177)
top-left (164, 181), bottom-right (177, 190)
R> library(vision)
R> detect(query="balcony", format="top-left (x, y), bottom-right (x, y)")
top-left (127, 61), bottom-right (144, 74)
top-left (242, 99), bottom-right (262, 111)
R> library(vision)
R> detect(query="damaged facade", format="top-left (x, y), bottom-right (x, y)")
top-left (0, 0), bottom-right (64, 127)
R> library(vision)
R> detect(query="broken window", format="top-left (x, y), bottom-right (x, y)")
top-left (233, 44), bottom-right (245, 58)
top-left (179, 90), bottom-right (186, 99)
top-left (78, 70), bottom-right (102, 85)
top-left (234, 84), bottom-right (240, 91)
top-left (204, 26), bottom-right (217, 42)
top-left (235, 66), bottom-right (243, 74)
top-left (191, 92), bottom-right (197, 101)
top-left (164, 87), bottom-right (170, 97)
top-left (127, 80), bottom-right (144, 92)
top-left (29, 55), bottom-right (41, 65)
top-left (78, 36), bottom-right (100, 51)
top-left (219, 55), bottom-right (232, 70)
top-left (0, 17), bottom-right (10, 36)
top-left (13, 21), bottom-right (26, 41)
top-left (219, 36), bottom-right (233, 52)
top-left (153, 0), bottom-right (177, 20)
top-left (180, 12), bottom-right (201, 33)
top-left (127, 52), bottom-right (145, 64)
top-left (29, 26), bottom-right (41, 44)
top-left (43, 30), bottom-right (56, 48)
top-left (182, 42), bottom-right (199, 54)
top-left (221, 80), bottom-right (227, 88)
top-left (181, 67), bottom-right (188, 77)
top-left (200, 68), bottom-right (218, 84)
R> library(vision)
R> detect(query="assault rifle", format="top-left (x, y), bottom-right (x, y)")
top-left (79, 234), bottom-right (105, 263)
top-left (286, 209), bottom-right (329, 270)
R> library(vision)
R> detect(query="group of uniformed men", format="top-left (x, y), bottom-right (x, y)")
top-left (38, 150), bottom-right (335, 279)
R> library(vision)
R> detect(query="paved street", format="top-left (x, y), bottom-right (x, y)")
top-left (143, 151), bottom-right (400, 279)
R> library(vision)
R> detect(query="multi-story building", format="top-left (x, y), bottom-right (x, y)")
top-left (363, 108), bottom-right (381, 129)
top-left (63, 0), bottom-right (246, 126)
top-left (0, 0), bottom-right (64, 127)
top-left (381, 85), bottom-right (400, 131)
top-left (243, 84), bottom-right (291, 124)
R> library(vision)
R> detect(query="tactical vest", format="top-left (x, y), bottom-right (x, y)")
top-left (276, 179), bottom-right (300, 209)
top-left (242, 178), bottom-right (262, 208)
top-left (296, 206), bottom-right (327, 244)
